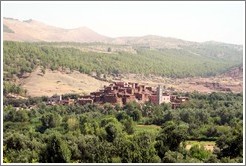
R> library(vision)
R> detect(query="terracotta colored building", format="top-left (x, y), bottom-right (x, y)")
top-left (47, 82), bottom-right (188, 109)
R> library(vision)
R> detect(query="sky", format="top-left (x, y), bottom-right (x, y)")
top-left (1, 1), bottom-right (245, 45)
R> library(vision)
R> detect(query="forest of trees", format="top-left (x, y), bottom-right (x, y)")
top-left (3, 41), bottom-right (243, 80)
top-left (3, 92), bottom-right (243, 163)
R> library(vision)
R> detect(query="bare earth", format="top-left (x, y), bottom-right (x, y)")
top-left (19, 67), bottom-right (242, 97)
top-left (114, 73), bottom-right (242, 93)
top-left (19, 67), bottom-right (109, 97)
top-left (3, 18), bottom-right (109, 42)
top-left (185, 141), bottom-right (216, 152)
top-left (186, 144), bottom-right (214, 152)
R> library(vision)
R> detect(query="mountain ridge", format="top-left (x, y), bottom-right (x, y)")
top-left (3, 18), bottom-right (110, 43)
top-left (3, 18), bottom-right (242, 47)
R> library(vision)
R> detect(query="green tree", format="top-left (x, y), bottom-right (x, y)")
top-left (42, 133), bottom-right (71, 163)
top-left (4, 132), bottom-right (43, 163)
top-left (121, 117), bottom-right (135, 134)
top-left (40, 113), bottom-right (61, 131)
top-left (189, 145), bottom-right (212, 161)
top-left (216, 127), bottom-right (243, 159)
top-left (65, 116), bottom-right (79, 131)
top-left (131, 132), bottom-right (161, 162)
top-left (155, 121), bottom-right (188, 160)
top-left (77, 135), bottom-right (113, 162)
top-left (105, 122), bottom-right (120, 142)
top-left (15, 110), bottom-right (29, 122)
top-left (162, 150), bottom-right (185, 163)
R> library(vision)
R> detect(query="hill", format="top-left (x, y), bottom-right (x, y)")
top-left (3, 18), bottom-right (243, 95)
top-left (111, 35), bottom-right (195, 49)
top-left (3, 41), bottom-right (243, 79)
top-left (3, 17), bottom-right (110, 42)
top-left (4, 17), bottom-right (243, 51)
top-left (19, 67), bottom-right (109, 97)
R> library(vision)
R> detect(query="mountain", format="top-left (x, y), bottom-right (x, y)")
top-left (2, 18), bottom-right (243, 81)
top-left (3, 18), bottom-right (196, 48)
top-left (3, 17), bottom-right (111, 42)
top-left (3, 17), bottom-right (243, 51)
top-left (111, 35), bottom-right (196, 49)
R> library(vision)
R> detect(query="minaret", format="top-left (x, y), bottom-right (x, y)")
top-left (157, 85), bottom-right (162, 104)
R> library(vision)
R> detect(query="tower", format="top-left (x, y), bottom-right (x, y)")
top-left (157, 85), bottom-right (162, 104)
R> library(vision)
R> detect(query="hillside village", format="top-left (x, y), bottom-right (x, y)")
top-left (2, 3), bottom-right (244, 163)
top-left (48, 82), bottom-right (189, 109)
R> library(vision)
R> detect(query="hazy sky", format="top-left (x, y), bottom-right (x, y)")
top-left (1, 1), bottom-right (245, 44)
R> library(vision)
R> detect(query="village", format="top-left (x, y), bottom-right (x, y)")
top-left (47, 82), bottom-right (189, 109)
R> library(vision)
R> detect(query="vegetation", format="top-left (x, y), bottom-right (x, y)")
top-left (3, 41), bottom-right (243, 81)
top-left (3, 81), bottom-right (27, 96)
top-left (3, 92), bottom-right (243, 163)
top-left (3, 24), bottom-right (15, 33)
top-left (2, 39), bottom-right (243, 163)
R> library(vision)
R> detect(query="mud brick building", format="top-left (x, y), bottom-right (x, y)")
top-left (77, 98), bottom-right (93, 105)
top-left (47, 95), bottom-right (62, 105)
top-left (47, 82), bottom-right (189, 109)
top-left (78, 82), bottom-right (176, 106)
top-left (77, 82), bottom-right (152, 106)
top-left (170, 95), bottom-right (189, 109)
top-left (60, 98), bottom-right (75, 105)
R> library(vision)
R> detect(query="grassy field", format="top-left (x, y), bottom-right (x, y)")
top-left (135, 125), bottom-right (216, 152)
top-left (135, 124), bottom-right (161, 135)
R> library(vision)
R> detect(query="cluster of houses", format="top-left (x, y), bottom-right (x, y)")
top-left (47, 82), bottom-right (189, 109)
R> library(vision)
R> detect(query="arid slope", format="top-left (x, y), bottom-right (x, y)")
top-left (19, 67), bottom-right (109, 97)
top-left (19, 66), bottom-right (242, 97)
top-left (3, 18), bottom-right (110, 42)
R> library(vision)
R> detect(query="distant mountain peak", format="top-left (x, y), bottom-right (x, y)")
top-left (3, 17), bottom-right (19, 21)
top-left (23, 19), bottom-right (33, 23)
top-left (3, 17), bottom-right (242, 47)
top-left (3, 18), bottom-right (110, 42)
top-left (71, 26), bottom-right (94, 31)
